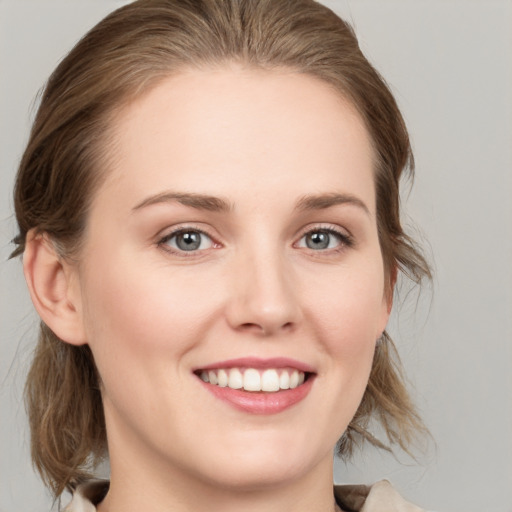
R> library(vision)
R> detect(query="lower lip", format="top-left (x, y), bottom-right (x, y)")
top-left (198, 376), bottom-right (314, 415)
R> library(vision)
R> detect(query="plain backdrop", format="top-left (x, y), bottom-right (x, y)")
top-left (1, 1), bottom-right (511, 511)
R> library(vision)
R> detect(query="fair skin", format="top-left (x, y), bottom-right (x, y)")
top-left (24, 67), bottom-right (391, 512)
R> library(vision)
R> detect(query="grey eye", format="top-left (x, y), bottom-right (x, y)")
top-left (298, 229), bottom-right (346, 251)
top-left (165, 230), bottom-right (213, 252)
top-left (305, 231), bottom-right (331, 250)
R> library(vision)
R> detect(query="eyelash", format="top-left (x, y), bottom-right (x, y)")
top-left (157, 224), bottom-right (354, 257)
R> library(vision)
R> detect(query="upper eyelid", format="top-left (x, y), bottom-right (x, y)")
top-left (295, 222), bottom-right (352, 239)
top-left (158, 223), bottom-right (217, 239)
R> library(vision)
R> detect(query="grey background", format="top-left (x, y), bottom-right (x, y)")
top-left (1, 1), bottom-right (511, 511)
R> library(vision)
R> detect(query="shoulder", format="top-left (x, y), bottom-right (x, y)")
top-left (334, 480), bottom-right (429, 512)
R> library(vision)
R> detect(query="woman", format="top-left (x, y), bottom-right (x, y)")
top-left (12, 0), bottom-right (431, 510)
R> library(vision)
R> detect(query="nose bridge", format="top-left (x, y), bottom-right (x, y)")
top-left (227, 235), bottom-right (301, 335)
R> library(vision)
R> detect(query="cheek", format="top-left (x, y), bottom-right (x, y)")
top-left (79, 255), bottom-right (217, 388)
top-left (79, 258), bottom-right (193, 375)
top-left (311, 267), bottom-right (386, 354)
top-left (77, 258), bottom-right (228, 448)
top-left (299, 264), bottom-right (386, 441)
top-left (307, 259), bottom-right (386, 411)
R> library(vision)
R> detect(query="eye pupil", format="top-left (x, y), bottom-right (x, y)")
top-left (306, 231), bottom-right (330, 250)
top-left (176, 232), bottom-right (202, 251)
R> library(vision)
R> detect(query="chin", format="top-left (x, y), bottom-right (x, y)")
top-left (200, 457), bottom-right (311, 492)
top-left (188, 433), bottom-right (330, 492)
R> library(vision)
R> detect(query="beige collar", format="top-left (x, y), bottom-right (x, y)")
top-left (334, 480), bottom-right (425, 512)
top-left (65, 479), bottom-right (425, 512)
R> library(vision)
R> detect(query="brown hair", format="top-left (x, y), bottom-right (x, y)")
top-left (12, 0), bottom-right (431, 497)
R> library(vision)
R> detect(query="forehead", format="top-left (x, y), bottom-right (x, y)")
top-left (97, 66), bottom-right (375, 212)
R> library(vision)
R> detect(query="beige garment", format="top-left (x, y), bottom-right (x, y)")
top-left (334, 480), bottom-right (425, 512)
top-left (64, 479), bottom-right (425, 512)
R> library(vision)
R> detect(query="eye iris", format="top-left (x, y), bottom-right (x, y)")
top-left (306, 231), bottom-right (330, 250)
top-left (176, 232), bottom-right (202, 251)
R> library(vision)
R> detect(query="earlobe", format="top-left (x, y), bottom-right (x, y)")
top-left (23, 230), bottom-right (87, 346)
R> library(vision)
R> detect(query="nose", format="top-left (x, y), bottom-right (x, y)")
top-left (225, 249), bottom-right (302, 336)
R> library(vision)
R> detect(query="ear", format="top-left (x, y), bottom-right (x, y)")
top-left (23, 230), bottom-right (87, 346)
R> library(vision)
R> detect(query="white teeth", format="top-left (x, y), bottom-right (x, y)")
top-left (200, 367), bottom-right (307, 392)
top-left (217, 369), bottom-right (228, 387)
top-left (261, 369), bottom-right (280, 392)
top-left (289, 370), bottom-right (299, 389)
top-left (228, 368), bottom-right (243, 389)
top-left (243, 369), bottom-right (261, 391)
top-left (279, 371), bottom-right (290, 389)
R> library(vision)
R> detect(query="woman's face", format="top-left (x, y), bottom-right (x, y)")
top-left (74, 67), bottom-right (390, 490)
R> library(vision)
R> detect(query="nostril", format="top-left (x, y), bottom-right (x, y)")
top-left (239, 322), bottom-right (264, 332)
top-left (238, 320), bottom-right (295, 336)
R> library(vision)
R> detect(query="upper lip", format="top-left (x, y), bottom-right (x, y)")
top-left (194, 357), bottom-right (316, 374)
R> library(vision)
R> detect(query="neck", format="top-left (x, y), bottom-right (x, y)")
top-left (99, 443), bottom-right (338, 512)
top-left (98, 402), bottom-right (341, 512)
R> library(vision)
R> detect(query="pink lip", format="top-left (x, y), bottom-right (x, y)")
top-left (194, 357), bottom-right (316, 415)
top-left (195, 357), bottom-right (316, 373)
top-left (198, 376), bottom-right (315, 415)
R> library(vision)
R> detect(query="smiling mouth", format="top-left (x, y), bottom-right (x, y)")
top-left (195, 367), bottom-right (311, 393)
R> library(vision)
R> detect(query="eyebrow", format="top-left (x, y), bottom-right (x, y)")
top-left (132, 190), bottom-right (369, 216)
top-left (295, 193), bottom-right (370, 215)
top-left (132, 192), bottom-right (233, 212)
